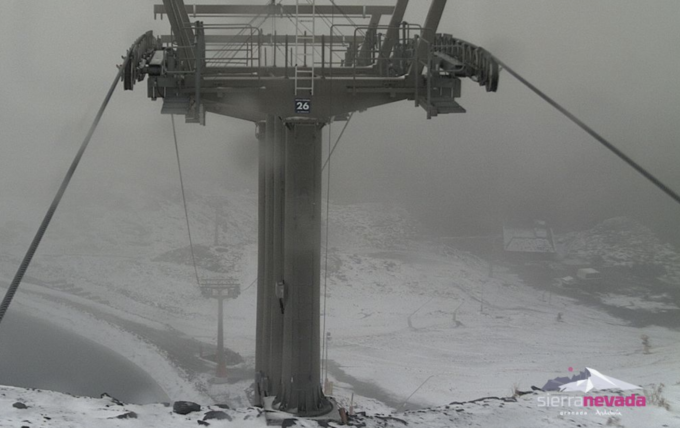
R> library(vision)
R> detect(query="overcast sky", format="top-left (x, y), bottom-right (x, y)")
top-left (0, 0), bottom-right (678, 242)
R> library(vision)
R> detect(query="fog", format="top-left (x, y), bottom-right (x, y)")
top-left (0, 0), bottom-right (678, 242)
top-left (0, 0), bottom-right (679, 412)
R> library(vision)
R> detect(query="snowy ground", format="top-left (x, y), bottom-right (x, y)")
top-left (1, 191), bottom-right (679, 427)
top-left (2, 383), bottom-right (679, 427)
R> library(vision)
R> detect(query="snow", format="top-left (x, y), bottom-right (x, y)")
top-left (0, 385), bottom-right (266, 428)
top-left (2, 384), bottom-right (679, 427)
top-left (560, 216), bottom-right (680, 284)
top-left (600, 294), bottom-right (678, 313)
top-left (1, 194), bottom-right (680, 427)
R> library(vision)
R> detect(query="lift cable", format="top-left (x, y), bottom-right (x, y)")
top-left (241, 277), bottom-right (258, 293)
top-left (0, 62), bottom-right (129, 327)
top-left (493, 56), bottom-right (680, 206)
top-left (321, 112), bottom-right (354, 172)
top-left (171, 115), bottom-right (202, 286)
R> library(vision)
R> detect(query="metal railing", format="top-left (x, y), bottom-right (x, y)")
top-left (165, 23), bottom-right (263, 73)
top-left (159, 19), bottom-right (445, 89)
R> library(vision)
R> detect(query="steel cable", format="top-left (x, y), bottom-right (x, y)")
top-left (493, 56), bottom-right (680, 206)
top-left (321, 112), bottom-right (353, 172)
top-left (0, 61), bottom-right (127, 326)
top-left (171, 115), bottom-right (202, 286)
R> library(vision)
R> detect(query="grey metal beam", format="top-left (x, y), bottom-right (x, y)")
top-left (162, 0), bottom-right (195, 69)
top-left (411, 0), bottom-right (447, 77)
top-left (160, 34), bottom-right (366, 45)
top-left (378, 0), bottom-right (409, 61)
top-left (155, 4), bottom-right (395, 17)
top-left (357, 14), bottom-right (381, 66)
top-left (197, 76), bottom-right (416, 122)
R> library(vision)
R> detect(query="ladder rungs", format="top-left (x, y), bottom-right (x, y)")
top-left (295, 0), bottom-right (316, 96)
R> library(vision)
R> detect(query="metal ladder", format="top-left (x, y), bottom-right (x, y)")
top-left (294, 0), bottom-right (316, 96)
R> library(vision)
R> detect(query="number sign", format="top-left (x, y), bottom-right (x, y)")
top-left (295, 98), bottom-right (311, 114)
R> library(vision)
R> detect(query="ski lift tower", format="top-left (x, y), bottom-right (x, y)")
top-left (125, 0), bottom-right (499, 416)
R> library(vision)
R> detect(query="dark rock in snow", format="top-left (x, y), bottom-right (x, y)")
top-left (173, 401), bottom-right (202, 415)
top-left (214, 403), bottom-right (231, 409)
top-left (203, 410), bottom-right (232, 421)
top-left (197, 421), bottom-right (210, 426)
top-left (281, 419), bottom-right (300, 427)
top-left (375, 415), bottom-right (408, 425)
top-left (114, 411), bottom-right (138, 419)
top-left (101, 393), bottom-right (125, 406)
top-left (12, 402), bottom-right (28, 409)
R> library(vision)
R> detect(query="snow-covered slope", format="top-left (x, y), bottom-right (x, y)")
top-left (560, 217), bottom-right (680, 284)
top-left (1, 191), bottom-right (679, 427)
top-left (2, 383), bottom-right (679, 427)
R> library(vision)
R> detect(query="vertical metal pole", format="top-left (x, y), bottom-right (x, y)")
top-left (426, 40), bottom-right (432, 119)
top-left (258, 30), bottom-right (262, 84)
top-left (274, 31), bottom-right (278, 67)
top-left (195, 21), bottom-right (204, 121)
top-left (263, 114), bottom-right (280, 397)
top-left (285, 35), bottom-right (289, 78)
top-left (255, 121), bottom-right (267, 396)
top-left (276, 119), bottom-right (331, 416)
top-left (414, 34), bottom-right (419, 107)
top-left (256, 117), bottom-right (286, 401)
top-left (214, 202), bottom-right (220, 247)
top-left (268, 117), bottom-right (285, 397)
top-left (261, 115), bottom-right (276, 395)
top-left (216, 288), bottom-right (227, 377)
top-left (321, 34), bottom-right (325, 75)
top-left (304, 31), bottom-right (308, 67)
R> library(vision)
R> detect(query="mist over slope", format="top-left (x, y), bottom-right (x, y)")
top-left (560, 216), bottom-right (680, 284)
top-left (1, 186), bottom-right (679, 427)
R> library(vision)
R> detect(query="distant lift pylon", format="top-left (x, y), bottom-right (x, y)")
top-left (124, 0), bottom-right (501, 416)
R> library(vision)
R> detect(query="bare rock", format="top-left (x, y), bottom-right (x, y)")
top-left (173, 401), bottom-right (202, 415)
